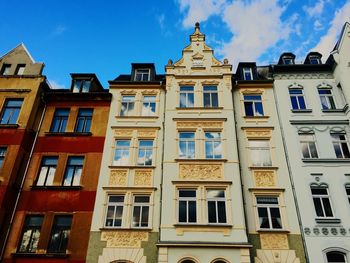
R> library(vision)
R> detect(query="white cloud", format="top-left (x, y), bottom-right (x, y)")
top-left (51, 25), bottom-right (67, 36)
top-left (303, 0), bottom-right (325, 17)
top-left (177, 0), bottom-right (226, 27)
top-left (49, 80), bottom-right (66, 90)
top-left (310, 1), bottom-right (350, 58)
top-left (314, 20), bottom-right (324, 31)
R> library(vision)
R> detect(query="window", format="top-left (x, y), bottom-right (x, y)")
top-left (179, 132), bottom-right (195, 159)
top-left (243, 67), bottom-right (253, 80)
top-left (36, 156), bottom-right (58, 186)
top-left (50, 109), bottom-right (69, 132)
top-left (319, 88), bottom-right (336, 110)
top-left (47, 215), bottom-right (72, 253)
top-left (178, 189), bottom-right (196, 223)
top-left (346, 186), bottom-right (350, 205)
top-left (326, 251), bottom-right (347, 263)
top-left (114, 140), bottom-right (131, 165)
top-left (309, 56), bottom-right (321, 65)
top-left (63, 157), bottom-right (84, 186)
top-left (0, 98), bottom-right (23, 124)
top-left (207, 190), bottom-right (226, 223)
top-left (75, 108), bottom-right (93, 133)
top-left (299, 134), bottom-right (318, 158)
top-left (72, 79), bottom-right (91, 93)
top-left (0, 147), bottom-right (6, 169)
top-left (137, 140), bottom-right (153, 166)
top-left (15, 64), bottom-right (26, 75)
top-left (282, 57), bottom-right (294, 64)
top-left (179, 86), bottom-right (194, 108)
top-left (311, 186), bottom-right (333, 218)
top-left (120, 96), bottom-right (135, 116)
top-left (0, 64), bottom-right (11, 75)
top-left (132, 196), bottom-right (150, 227)
top-left (289, 89), bottom-right (306, 110)
top-left (249, 140), bottom-right (272, 166)
top-left (243, 95), bottom-right (264, 116)
top-left (17, 215), bottom-right (43, 253)
top-left (180, 260), bottom-right (196, 263)
top-left (205, 132), bottom-right (222, 159)
top-left (105, 195), bottom-right (124, 227)
top-left (134, 69), bottom-right (150, 81)
top-left (203, 86), bottom-right (218, 107)
top-left (256, 196), bottom-right (282, 229)
top-left (331, 133), bottom-right (350, 158)
top-left (141, 95), bottom-right (156, 116)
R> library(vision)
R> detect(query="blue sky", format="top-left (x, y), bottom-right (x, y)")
top-left (1, 0), bottom-right (349, 88)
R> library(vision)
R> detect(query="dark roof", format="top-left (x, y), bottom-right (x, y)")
top-left (272, 63), bottom-right (332, 74)
top-left (277, 52), bottom-right (296, 64)
top-left (110, 74), bottom-right (165, 83)
top-left (234, 62), bottom-right (271, 81)
top-left (304, 52), bottom-right (322, 64)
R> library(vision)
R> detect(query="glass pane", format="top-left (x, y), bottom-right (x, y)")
top-left (298, 96), bottom-right (306, 109)
top-left (341, 142), bottom-right (350, 158)
top-left (211, 93), bottom-right (218, 107)
top-left (289, 89), bottom-right (303, 95)
top-left (109, 196), bottom-right (124, 202)
top-left (301, 143), bottom-right (310, 158)
top-left (188, 93), bottom-right (194, 107)
top-left (244, 102), bottom-right (254, 116)
top-left (258, 207), bottom-right (270, 228)
top-left (313, 198), bottom-right (324, 217)
top-left (311, 188), bottom-right (327, 195)
top-left (82, 81), bottom-right (91, 92)
top-left (257, 197), bottom-right (278, 204)
top-left (179, 190), bottom-right (196, 197)
top-left (179, 201), bottom-right (187, 222)
top-left (270, 207), bottom-right (282, 229)
top-left (179, 93), bottom-right (187, 108)
top-left (207, 190), bottom-right (225, 198)
top-left (72, 167), bottom-right (82, 186)
top-left (309, 142), bottom-right (318, 158)
top-left (255, 102), bottom-right (264, 116)
top-left (7, 99), bottom-right (23, 107)
top-left (46, 167), bottom-right (56, 186)
top-left (322, 198), bottom-right (333, 217)
top-left (68, 157), bottom-right (84, 166)
top-left (327, 252), bottom-right (346, 262)
top-left (208, 201), bottom-right (216, 223)
top-left (188, 201), bottom-right (196, 222)
top-left (203, 93), bottom-right (211, 107)
top-left (141, 207), bottom-right (149, 227)
top-left (63, 168), bottom-right (74, 186)
top-left (132, 206), bottom-right (141, 227)
top-left (203, 86), bottom-right (217, 91)
top-left (73, 80), bottom-right (81, 92)
top-left (135, 196), bottom-right (150, 203)
top-left (105, 206), bottom-right (115, 226)
top-left (217, 201), bottom-right (227, 223)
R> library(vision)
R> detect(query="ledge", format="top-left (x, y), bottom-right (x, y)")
top-left (302, 158), bottom-right (350, 163)
top-left (157, 241), bottom-right (252, 248)
top-left (30, 185), bottom-right (82, 190)
top-left (243, 116), bottom-right (269, 119)
top-left (257, 229), bottom-right (290, 233)
top-left (322, 104), bottom-right (348, 113)
top-left (174, 223), bottom-right (232, 228)
top-left (45, 132), bottom-right (92, 136)
top-left (248, 187), bottom-right (285, 192)
top-left (12, 252), bottom-right (69, 258)
top-left (175, 159), bottom-right (227, 162)
top-left (115, 116), bottom-right (158, 119)
top-left (172, 180), bottom-right (232, 185)
top-left (290, 119), bottom-right (349, 125)
top-left (315, 218), bottom-right (341, 224)
top-left (0, 124), bottom-right (19, 129)
top-left (102, 186), bottom-right (157, 190)
top-left (249, 166), bottom-right (279, 170)
top-left (175, 107), bottom-right (224, 110)
top-left (100, 227), bottom-right (152, 231)
top-left (291, 109), bottom-right (312, 113)
top-left (108, 165), bottom-right (155, 169)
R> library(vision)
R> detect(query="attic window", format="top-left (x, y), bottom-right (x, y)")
top-left (134, 69), bottom-right (150, 81)
top-left (309, 56), bottom-right (321, 65)
top-left (243, 68), bottom-right (253, 80)
top-left (282, 57), bottom-right (294, 65)
top-left (15, 64), bottom-right (26, 75)
top-left (0, 64), bottom-right (11, 75)
top-left (72, 79), bottom-right (91, 93)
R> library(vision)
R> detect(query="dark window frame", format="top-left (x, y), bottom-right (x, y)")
top-left (47, 215), bottom-right (72, 254)
top-left (36, 156), bottom-right (58, 186)
top-left (0, 98), bottom-right (23, 125)
top-left (50, 108), bottom-right (70, 132)
top-left (62, 156), bottom-right (84, 186)
top-left (17, 215), bottom-right (44, 253)
top-left (75, 108), bottom-right (93, 133)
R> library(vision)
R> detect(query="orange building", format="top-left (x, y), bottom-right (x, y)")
top-left (3, 73), bottom-right (111, 263)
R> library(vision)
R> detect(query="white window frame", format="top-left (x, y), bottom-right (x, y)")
top-left (206, 189), bottom-right (227, 224)
top-left (104, 195), bottom-right (125, 228)
top-left (243, 94), bottom-right (264, 117)
top-left (0, 147), bottom-right (7, 169)
top-left (243, 67), bottom-right (253, 80)
top-left (178, 189), bottom-right (197, 223)
top-left (134, 69), bottom-right (150, 81)
top-left (120, 95), bottom-right (135, 116)
top-left (141, 95), bottom-right (156, 116)
top-left (178, 132), bottom-right (195, 159)
top-left (205, 132), bottom-right (222, 159)
top-left (132, 195), bottom-right (150, 228)
top-left (179, 86), bottom-right (194, 108)
top-left (324, 250), bottom-right (348, 263)
top-left (299, 133), bottom-right (319, 159)
top-left (113, 140), bottom-right (131, 166)
top-left (289, 88), bottom-right (307, 110)
top-left (248, 140), bottom-right (272, 167)
top-left (318, 87), bottom-right (336, 110)
top-left (256, 196), bottom-right (283, 230)
top-left (331, 133), bottom-right (350, 159)
top-left (137, 140), bottom-right (153, 166)
top-left (311, 186), bottom-right (334, 218)
top-left (203, 86), bottom-right (218, 108)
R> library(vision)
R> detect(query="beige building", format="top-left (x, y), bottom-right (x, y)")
top-left (158, 23), bottom-right (250, 263)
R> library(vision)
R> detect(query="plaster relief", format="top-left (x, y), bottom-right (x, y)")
top-left (179, 164), bottom-right (222, 180)
top-left (134, 170), bottom-right (153, 186)
top-left (101, 231), bottom-right (148, 248)
top-left (177, 121), bottom-right (223, 129)
top-left (255, 249), bottom-right (300, 263)
top-left (245, 129), bottom-right (272, 138)
top-left (109, 170), bottom-right (128, 186)
top-left (137, 130), bottom-right (156, 138)
top-left (260, 233), bottom-right (289, 250)
top-left (114, 129), bottom-right (133, 137)
top-left (254, 171), bottom-right (276, 187)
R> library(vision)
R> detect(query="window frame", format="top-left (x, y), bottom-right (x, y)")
top-left (137, 140), bottom-right (153, 166)
top-left (74, 108), bottom-right (93, 133)
top-left (0, 147), bottom-right (7, 169)
top-left (62, 156), bottom-right (84, 186)
top-left (113, 140), bottom-right (131, 166)
top-left (325, 250), bottom-right (348, 263)
top-left (134, 68), bottom-right (150, 81)
top-left (282, 57), bottom-right (294, 65)
top-left (318, 87), bottom-right (336, 110)
top-left (141, 95), bottom-right (157, 116)
top-left (179, 86), bottom-right (194, 108)
top-left (105, 195), bottom-right (125, 228)
top-left (299, 133), bottom-right (319, 159)
top-left (248, 139), bottom-right (272, 167)
top-left (14, 64), bottom-right (26, 75)
top-left (36, 156), bottom-right (58, 186)
top-left (203, 86), bottom-right (218, 108)
top-left (289, 88), bottom-right (307, 110)
top-left (0, 64), bottom-right (11, 75)
top-left (243, 67), bottom-right (253, 80)
top-left (346, 185), bottom-right (350, 205)
top-left (206, 189), bottom-right (227, 224)
top-left (331, 133), bottom-right (350, 159)
top-left (311, 185), bottom-right (334, 218)
top-left (205, 132), bottom-right (222, 159)
top-left (0, 98), bottom-right (24, 125)
top-left (256, 196), bottom-right (283, 230)
top-left (120, 95), bottom-right (136, 116)
top-left (47, 215), bottom-right (72, 254)
top-left (17, 215), bottom-right (44, 253)
top-left (243, 94), bottom-right (264, 117)
top-left (72, 79), bottom-right (91, 93)
top-left (178, 132), bottom-right (195, 159)
top-left (132, 195), bottom-right (150, 228)
top-left (50, 108), bottom-right (70, 133)
top-left (178, 189), bottom-right (197, 223)
top-left (309, 56), bottom-right (321, 65)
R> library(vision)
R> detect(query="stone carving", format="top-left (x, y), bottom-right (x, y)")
top-left (177, 121), bottom-right (223, 129)
top-left (313, 228), bottom-right (320, 235)
top-left (340, 228), bottom-right (346, 235)
top-left (179, 164), bottom-right (222, 180)
top-left (109, 170), bottom-right (128, 186)
top-left (254, 171), bottom-right (275, 187)
top-left (114, 129), bottom-right (133, 137)
top-left (304, 228), bottom-right (311, 235)
top-left (245, 129), bottom-right (272, 138)
top-left (134, 170), bottom-right (153, 186)
top-left (331, 228), bottom-right (338, 235)
top-left (260, 234), bottom-right (289, 250)
top-left (137, 130), bottom-right (156, 138)
top-left (322, 228), bottom-right (329, 235)
top-left (141, 90), bottom-right (158, 95)
top-left (101, 231), bottom-right (148, 248)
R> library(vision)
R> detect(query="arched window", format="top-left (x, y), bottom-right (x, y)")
top-left (179, 259), bottom-right (197, 263)
top-left (212, 260), bottom-right (229, 263)
top-left (326, 251), bottom-right (347, 262)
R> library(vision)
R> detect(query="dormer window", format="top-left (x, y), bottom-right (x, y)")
top-left (243, 68), bottom-right (253, 80)
top-left (15, 64), bottom-right (26, 75)
top-left (309, 56), bottom-right (321, 64)
top-left (134, 69), bottom-right (150, 81)
top-left (72, 79), bottom-right (91, 93)
top-left (282, 57), bottom-right (294, 65)
top-left (0, 64), bottom-right (11, 75)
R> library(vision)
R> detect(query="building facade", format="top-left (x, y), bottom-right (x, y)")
top-left (87, 63), bottom-right (165, 263)
top-left (3, 73), bottom-right (111, 263)
top-left (0, 44), bottom-right (48, 259)
top-left (272, 51), bottom-right (350, 262)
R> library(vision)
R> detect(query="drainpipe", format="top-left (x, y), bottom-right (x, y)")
top-left (271, 72), bottom-right (310, 263)
top-left (0, 85), bottom-right (47, 261)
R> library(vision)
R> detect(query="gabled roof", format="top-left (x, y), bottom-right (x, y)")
top-left (331, 22), bottom-right (350, 53)
top-left (0, 43), bottom-right (36, 63)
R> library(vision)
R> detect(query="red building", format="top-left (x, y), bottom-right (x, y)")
top-left (3, 73), bottom-right (111, 263)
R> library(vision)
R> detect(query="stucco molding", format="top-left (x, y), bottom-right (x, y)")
top-left (179, 163), bottom-right (223, 180)
top-left (101, 231), bottom-right (148, 248)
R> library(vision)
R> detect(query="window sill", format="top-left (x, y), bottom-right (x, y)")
top-left (302, 158), bottom-right (350, 163)
top-left (249, 166), bottom-right (278, 170)
top-left (291, 109), bottom-right (312, 113)
top-left (12, 252), bottom-right (70, 258)
top-left (0, 124), bottom-right (19, 129)
top-left (175, 107), bottom-right (224, 110)
top-left (115, 116), bottom-right (158, 119)
top-left (31, 185), bottom-right (82, 190)
top-left (315, 218), bottom-right (341, 224)
top-left (243, 116), bottom-right (269, 119)
top-left (174, 223), bottom-right (232, 228)
top-left (45, 132), bottom-right (92, 136)
top-left (108, 165), bottom-right (156, 169)
top-left (322, 104), bottom-right (348, 113)
top-left (175, 158), bottom-right (227, 162)
top-left (100, 227), bottom-right (152, 231)
top-left (257, 229), bottom-right (289, 233)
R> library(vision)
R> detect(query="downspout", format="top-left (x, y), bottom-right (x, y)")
top-left (0, 85), bottom-right (47, 261)
top-left (271, 71), bottom-right (310, 263)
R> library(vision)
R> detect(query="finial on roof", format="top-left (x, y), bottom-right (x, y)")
top-left (195, 22), bottom-right (200, 30)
